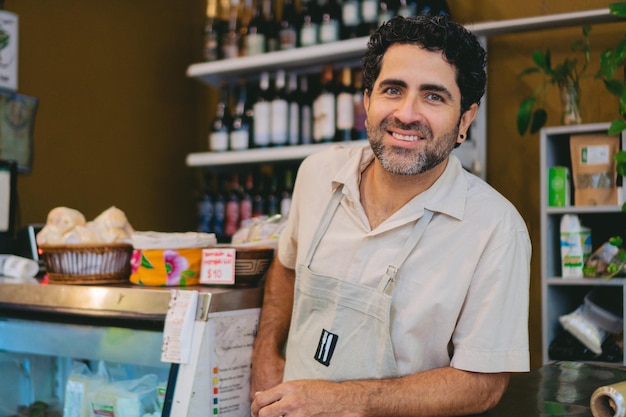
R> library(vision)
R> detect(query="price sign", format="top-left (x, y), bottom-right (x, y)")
top-left (200, 248), bottom-right (236, 285)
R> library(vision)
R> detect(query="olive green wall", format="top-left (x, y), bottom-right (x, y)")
top-left (6, 0), bottom-right (624, 368)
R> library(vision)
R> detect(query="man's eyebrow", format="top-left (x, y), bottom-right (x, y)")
top-left (376, 79), bottom-right (455, 101)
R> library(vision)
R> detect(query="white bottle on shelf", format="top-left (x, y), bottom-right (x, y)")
top-left (560, 214), bottom-right (584, 279)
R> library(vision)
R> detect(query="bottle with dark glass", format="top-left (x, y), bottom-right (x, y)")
top-left (239, 171), bottom-right (254, 227)
top-left (221, 0), bottom-right (241, 59)
top-left (279, 0), bottom-right (298, 50)
top-left (253, 71), bottom-right (272, 148)
top-left (252, 172), bottom-right (266, 217)
top-left (203, 0), bottom-right (221, 61)
top-left (212, 176), bottom-right (226, 241)
top-left (287, 72), bottom-right (300, 146)
top-left (298, 0), bottom-right (320, 47)
top-left (265, 176), bottom-right (279, 217)
top-left (341, 0), bottom-right (361, 40)
top-left (209, 82), bottom-right (232, 152)
top-left (230, 79), bottom-right (252, 151)
top-left (299, 75), bottom-right (313, 145)
top-left (270, 70), bottom-right (289, 146)
top-left (358, 0), bottom-right (379, 36)
top-left (313, 64), bottom-right (336, 143)
top-left (224, 173), bottom-right (241, 238)
top-left (336, 67), bottom-right (355, 142)
top-left (245, 0), bottom-right (267, 56)
top-left (197, 174), bottom-right (214, 233)
top-left (263, 0), bottom-right (280, 52)
top-left (352, 69), bottom-right (368, 140)
top-left (280, 169), bottom-right (294, 218)
top-left (378, 1), bottom-right (396, 27)
top-left (319, 0), bottom-right (341, 44)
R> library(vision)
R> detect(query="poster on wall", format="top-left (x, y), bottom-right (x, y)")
top-left (0, 90), bottom-right (38, 173)
top-left (0, 10), bottom-right (17, 91)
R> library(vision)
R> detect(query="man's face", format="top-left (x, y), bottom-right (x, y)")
top-left (363, 43), bottom-right (476, 176)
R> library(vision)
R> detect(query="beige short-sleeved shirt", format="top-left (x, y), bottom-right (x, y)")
top-left (278, 144), bottom-right (531, 374)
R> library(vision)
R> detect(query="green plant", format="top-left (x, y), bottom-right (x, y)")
top-left (598, 2), bottom-right (626, 136)
top-left (516, 25), bottom-right (591, 136)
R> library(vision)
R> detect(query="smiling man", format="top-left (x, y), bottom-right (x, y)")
top-left (250, 14), bottom-right (531, 417)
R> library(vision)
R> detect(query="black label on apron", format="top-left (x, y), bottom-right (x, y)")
top-left (315, 329), bottom-right (338, 367)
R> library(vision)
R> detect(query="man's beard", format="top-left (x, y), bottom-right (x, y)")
top-left (367, 117), bottom-right (459, 176)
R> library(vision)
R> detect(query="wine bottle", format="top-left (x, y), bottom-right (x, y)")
top-left (253, 71), bottom-right (272, 148)
top-left (299, 75), bottom-right (313, 145)
top-left (230, 79), bottom-right (252, 151)
top-left (244, 0), bottom-right (266, 56)
top-left (352, 69), bottom-right (368, 140)
top-left (313, 64), bottom-right (336, 143)
top-left (270, 70), bottom-right (289, 146)
top-left (319, 0), bottom-right (341, 44)
top-left (358, 0), bottom-right (379, 36)
top-left (287, 72), bottom-right (300, 146)
top-left (266, 176), bottom-right (279, 216)
top-left (341, 0), bottom-right (361, 40)
top-left (279, 0), bottom-right (298, 50)
top-left (224, 173), bottom-right (241, 238)
top-left (212, 176), bottom-right (226, 241)
top-left (203, 0), bottom-right (221, 61)
top-left (378, 1), bottom-right (396, 27)
top-left (280, 169), bottom-right (294, 218)
top-left (197, 174), bottom-right (214, 233)
top-left (336, 67), bottom-right (355, 142)
top-left (221, 0), bottom-right (240, 59)
top-left (263, 0), bottom-right (280, 52)
top-left (298, 0), bottom-right (320, 47)
top-left (240, 171), bottom-right (254, 227)
top-left (252, 172), bottom-right (266, 217)
top-left (209, 82), bottom-right (232, 152)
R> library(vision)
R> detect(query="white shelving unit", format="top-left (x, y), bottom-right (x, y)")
top-left (540, 122), bottom-right (626, 366)
top-left (185, 8), bottom-right (623, 179)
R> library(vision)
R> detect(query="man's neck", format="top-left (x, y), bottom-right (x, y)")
top-left (359, 157), bottom-right (447, 229)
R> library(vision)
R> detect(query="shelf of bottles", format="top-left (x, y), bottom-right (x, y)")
top-left (197, 164), bottom-right (298, 243)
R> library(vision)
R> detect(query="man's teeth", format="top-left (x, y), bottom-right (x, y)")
top-left (391, 132), bottom-right (419, 141)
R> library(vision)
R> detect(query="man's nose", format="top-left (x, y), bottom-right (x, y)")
top-left (394, 96), bottom-right (425, 124)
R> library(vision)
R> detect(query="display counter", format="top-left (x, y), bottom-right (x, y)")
top-left (0, 277), bottom-right (263, 417)
top-left (481, 361), bottom-right (626, 417)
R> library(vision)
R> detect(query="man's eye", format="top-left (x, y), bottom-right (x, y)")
top-left (384, 87), bottom-right (401, 95)
top-left (426, 93), bottom-right (443, 102)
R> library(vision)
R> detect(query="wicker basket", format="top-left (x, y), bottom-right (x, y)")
top-left (39, 243), bottom-right (133, 285)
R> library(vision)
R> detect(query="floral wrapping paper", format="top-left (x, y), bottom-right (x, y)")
top-left (130, 248), bottom-right (202, 286)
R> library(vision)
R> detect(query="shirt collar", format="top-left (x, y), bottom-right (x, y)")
top-left (332, 145), bottom-right (468, 221)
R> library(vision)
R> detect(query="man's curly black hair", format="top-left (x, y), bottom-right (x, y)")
top-left (361, 15), bottom-right (487, 115)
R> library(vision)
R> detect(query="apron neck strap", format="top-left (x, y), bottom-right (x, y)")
top-left (379, 209), bottom-right (434, 295)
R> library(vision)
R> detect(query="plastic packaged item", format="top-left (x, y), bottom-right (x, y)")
top-left (583, 288), bottom-right (624, 334)
top-left (560, 214), bottom-right (585, 278)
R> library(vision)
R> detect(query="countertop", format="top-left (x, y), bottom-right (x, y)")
top-left (0, 276), bottom-right (263, 325)
top-left (481, 361), bottom-right (626, 417)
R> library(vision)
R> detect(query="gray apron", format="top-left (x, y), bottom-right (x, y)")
top-left (283, 186), bottom-right (434, 382)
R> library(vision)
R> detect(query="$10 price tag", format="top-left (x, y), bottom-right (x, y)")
top-left (200, 248), bottom-right (236, 285)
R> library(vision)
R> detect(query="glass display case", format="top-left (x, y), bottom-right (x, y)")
top-left (0, 277), bottom-right (262, 417)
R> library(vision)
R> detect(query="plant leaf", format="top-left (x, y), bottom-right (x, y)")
top-left (604, 78), bottom-right (625, 97)
top-left (532, 50), bottom-right (549, 72)
top-left (609, 118), bottom-right (626, 135)
top-left (518, 67), bottom-right (540, 77)
top-left (530, 109), bottom-right (548, 134)
top-left (610, 2), bottom-right (626, 16)
top-left (517, 97), bottom-right (535, 135)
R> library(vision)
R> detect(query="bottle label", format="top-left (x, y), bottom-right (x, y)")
top-left (319, 21), bottom-right (339, 43)
top-left (361, 0), bottom-right (378, 23)
top-left (342, 3), bottom-right (360, 26)
top-left (313, 93), bottom-right (336, 142)
top-left (337, 92), bottom-right (355, 130)
top-left (271, 99), bottom-right (289, 145)
top-left (230, 130), bottom-right (249, 150)
top-left (253, 102), bottom-right (271, 146)
top-left (300, 25), bottom-right (318, 47)
top-left (209, 131), bottom-right (229, 152)
top-left (288, 102), bottom-right (300, 145)
top-left (301, 105), bottom-right (312, 144)
top-left (245, 34), bottom-right (266, 56)
top-left (280, 29), bottom-right (297, 50)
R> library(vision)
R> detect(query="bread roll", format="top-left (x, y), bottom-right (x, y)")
top-left (46, 207), bottom-right (86, 234)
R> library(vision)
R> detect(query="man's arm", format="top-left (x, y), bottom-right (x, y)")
top-left (250, 255), bottom-right (295, 399)
top-left (251, 367), bottom-right (509, 417)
